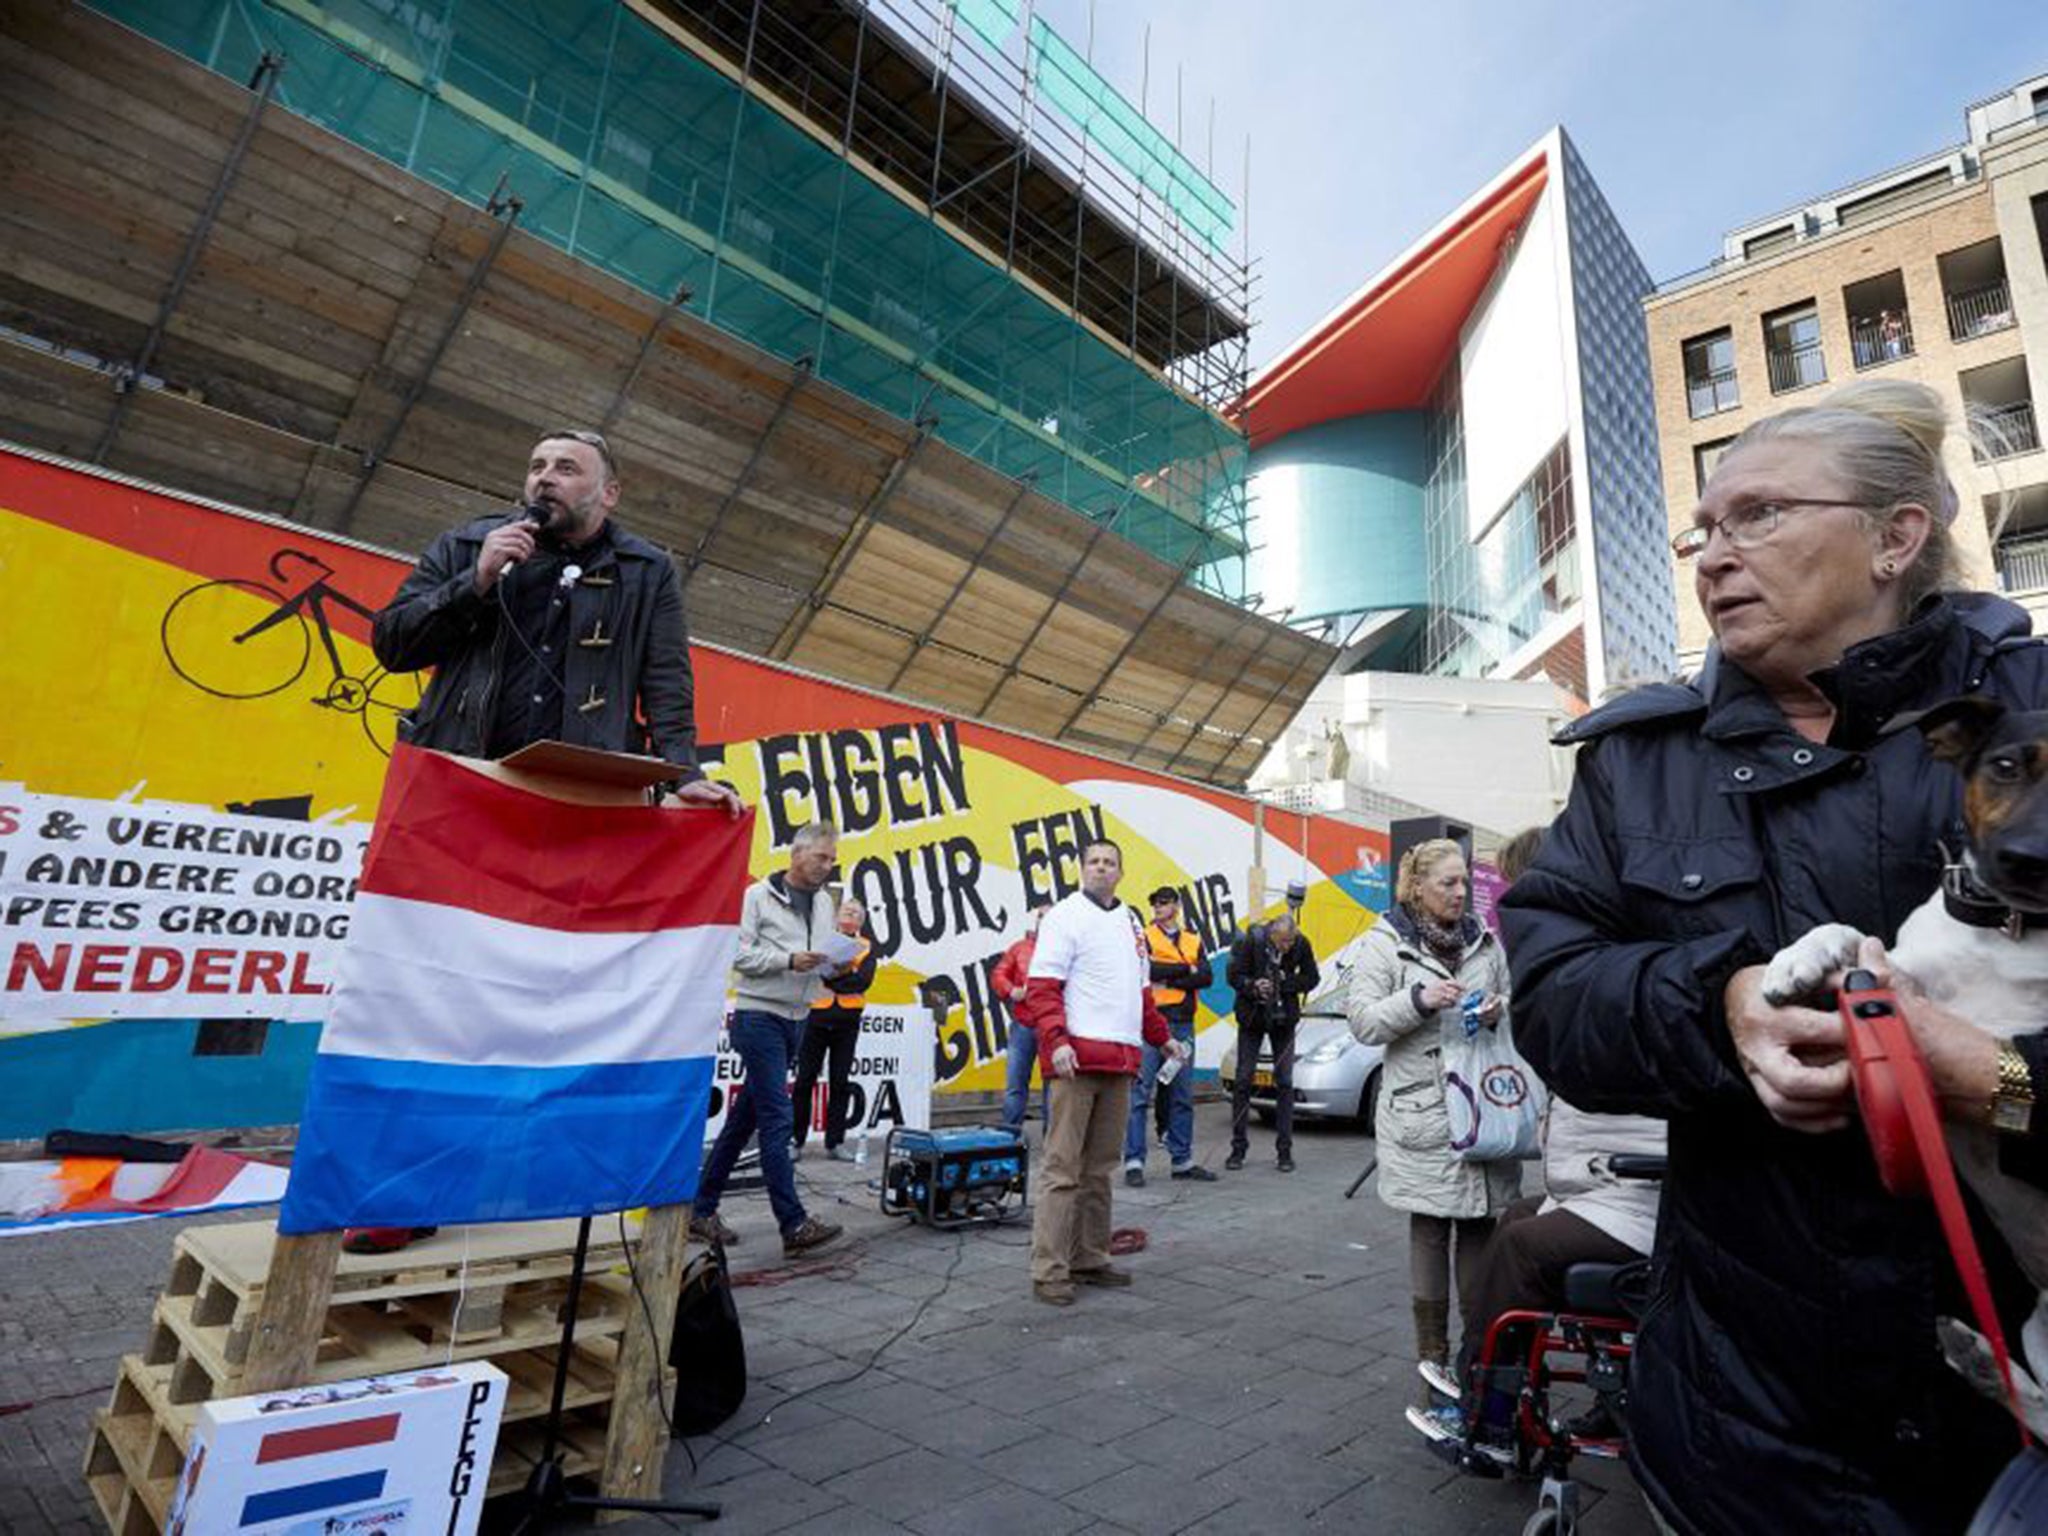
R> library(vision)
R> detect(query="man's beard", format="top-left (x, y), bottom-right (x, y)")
top-left (538, 492), bottom-right (602, 539)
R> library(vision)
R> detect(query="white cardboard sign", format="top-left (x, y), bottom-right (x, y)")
top-left (166, 1360), bottom-right (506, 1536)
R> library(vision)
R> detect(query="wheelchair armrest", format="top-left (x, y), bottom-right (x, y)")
top-left (1562, 1263), bottom-right (1627, 1313)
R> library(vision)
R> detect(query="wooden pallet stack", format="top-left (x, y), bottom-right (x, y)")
top-left (83, 1218), bottom-right (672, 1535)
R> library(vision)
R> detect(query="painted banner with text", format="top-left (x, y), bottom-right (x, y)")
top-left (0, 447), bottom-right (1387, 1140)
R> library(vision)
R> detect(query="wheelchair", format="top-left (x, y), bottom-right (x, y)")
top-left (1407, 1155), bottom-right (1666, 1536)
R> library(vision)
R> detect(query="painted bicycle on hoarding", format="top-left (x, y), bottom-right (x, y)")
top-left (160, 548), bottom-right (419, 756)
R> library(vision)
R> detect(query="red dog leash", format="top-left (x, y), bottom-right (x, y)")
top-left (1838, 970), bottom-right (2032, 1448)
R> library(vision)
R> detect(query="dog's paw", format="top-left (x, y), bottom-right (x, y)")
top-left (1762, 924), bottom-right (1867, 1006)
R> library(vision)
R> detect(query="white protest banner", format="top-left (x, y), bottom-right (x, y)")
top-left (0, 787), bottom-right (367, 1024)
top-left (704, 1006), bottom-right (936, 1141)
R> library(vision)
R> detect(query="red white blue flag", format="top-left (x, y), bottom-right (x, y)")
top-left (279, 747), bottom-right (752, 1233)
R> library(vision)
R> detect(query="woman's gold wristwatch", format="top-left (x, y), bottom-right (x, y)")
top-left (1988, 1043), bottom-right (2035, 1135)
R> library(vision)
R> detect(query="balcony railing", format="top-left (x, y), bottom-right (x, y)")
top-left (1997, 530), bottom-right (2048, 594)
top-left (1766, 341), bottom-right (1826, 394)
top-left (1686, 368), bottom-right (1740, 418)
top-left (1974, 400), bottom-right (2041, 462)
top-left (1948, 279), bottom-right (2016, 342)
top-left (1849, 312), bottom-right (1914, 369)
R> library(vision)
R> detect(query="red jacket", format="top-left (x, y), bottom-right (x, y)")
top-left (991, 935), bottom-right (1036, 1005)
top-left (1020, 974), bottom-right (1170, 1077)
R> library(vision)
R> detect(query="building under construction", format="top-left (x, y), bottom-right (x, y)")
top-left (1, 0), bottom-right (1331, 783)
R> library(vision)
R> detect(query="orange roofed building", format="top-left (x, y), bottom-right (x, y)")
top-left (1237, 129), bottom-right (1676, 707)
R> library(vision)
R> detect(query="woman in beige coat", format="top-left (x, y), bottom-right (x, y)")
top-left (1347, 840), bottom-right (1521, 1378)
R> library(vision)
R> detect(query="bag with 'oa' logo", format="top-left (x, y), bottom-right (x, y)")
top-left (1440, 1013), bottom-right (1545, 1162)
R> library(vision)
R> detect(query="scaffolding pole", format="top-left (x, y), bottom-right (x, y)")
top-left (885, 472), bottom-right (1038, 693)
top-left (93, 51), bottom-right (284, 465)
top-left (680, 355), bottom-right (814, 586)
top-left (327, 181), bottom-right (523, 534)
top-left (1129, 610), bottom-right (1259, 764)
top-left (1198, 641), bottom-right (1327, 783)
top-left (771, 415), bottom-right (939, 659)
top-left (975, 505), bottom-right (1122, 718)
top-left (1162, 615), bottom-right (1287, 774)
top-left (1056, 538), bottom-right (1206, 736)
top-left (598, 283), bottom-right (693, 436)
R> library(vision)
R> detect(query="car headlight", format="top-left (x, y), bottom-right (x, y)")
top-left (1299, 1037), bottom-right (1350, 1066)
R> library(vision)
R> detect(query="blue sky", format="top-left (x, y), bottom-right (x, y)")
top-left (1021, 0), bottom-right (2048, 372)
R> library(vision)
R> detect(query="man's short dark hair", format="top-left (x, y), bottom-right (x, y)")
top-left (1147, 885), bottom-right (1179, 905)
top-left (1082, 837), bottom-right (1122, 861)
top-left (535, 427), bottom-right (618, 485)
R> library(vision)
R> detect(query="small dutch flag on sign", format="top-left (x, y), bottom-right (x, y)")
top-left (167, 1362), bottom-right (506, 1536)
top-left (237, 1410), bottom-right (400, 1526)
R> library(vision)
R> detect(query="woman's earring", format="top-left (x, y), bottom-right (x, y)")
top-left (1882, 561), bottom-right (1898, 577)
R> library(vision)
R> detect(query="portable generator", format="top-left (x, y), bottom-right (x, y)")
top-left (879, 1126), bottom-right (1028, 1228)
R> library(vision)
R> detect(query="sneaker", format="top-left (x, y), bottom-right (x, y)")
top-left (1124, 1165), bottom-right (1145, 1188)
top-left (1071, 1265), bottom-right (1134, 1287)
top-left (689, 1212), bottom-right (739, 1247)
top-left (781, 1216), bottom-right (843, 1257)
top-left (1033, 1281), bottom-right (1076, 1307)
top-left (341, 1226), bottom-right (437, 1256)
top-left (1224, 1152), bottom-right (1245, 1171)
top-left (789, 1140), bottom-right (806, 1163)
top-left (825, 1144), bottom-right (853, 1163)
top-left (1405, 1404), bottom-right (1512, 1473)
top-left (1170, 1164), bottom-right (1218, 1182)
top-left (1417, 1358), bottom-right (1463, 1400)
top-left (1410, 1401), bottom-right (1468, 1440)
top-left (1277, 1156), bottom-right (1296, 1173)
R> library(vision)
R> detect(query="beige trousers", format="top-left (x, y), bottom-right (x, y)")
top-left (1030, 1072), bottom-right (1131, 1285)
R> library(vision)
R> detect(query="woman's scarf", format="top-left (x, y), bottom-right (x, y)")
top-left (1404, 904), bottom-right (1468, 971)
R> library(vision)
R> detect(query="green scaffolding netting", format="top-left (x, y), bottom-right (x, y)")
top-left (1027, 20), bottom-right (1235, 251)
top-left (949, 0), bottom-right (1020, 53)
top-left (87, 0), bottom-right (1248, 592)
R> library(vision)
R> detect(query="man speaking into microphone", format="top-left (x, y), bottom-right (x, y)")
top-left (373, 427), bottom-right (737, 812)
top-left (355, 429), bottom-right (737, 1255)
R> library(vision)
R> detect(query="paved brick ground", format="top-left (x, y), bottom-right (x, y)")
top-left (1, 1105), bottom-right (1656, 1534)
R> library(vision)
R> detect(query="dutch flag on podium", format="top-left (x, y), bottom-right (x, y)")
top-left (279, 746), bottom-right (753, 1234)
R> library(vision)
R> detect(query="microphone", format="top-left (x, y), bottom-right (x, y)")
top-left (499, 502), bottom-right (549, 576)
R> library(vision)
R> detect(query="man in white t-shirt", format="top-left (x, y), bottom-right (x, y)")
top-left (1021, 839), bottom-right (1188, 1305)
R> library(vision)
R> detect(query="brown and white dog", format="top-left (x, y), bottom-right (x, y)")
top-left (1762, 695), bottom-right (2048, 1437)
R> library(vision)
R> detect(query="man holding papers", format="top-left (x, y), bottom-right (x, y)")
top-left (690, 822), bottom-right (846, 1257)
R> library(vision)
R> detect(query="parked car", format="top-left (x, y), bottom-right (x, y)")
top-left (1218, 1010), bottom-right (1384, 1135)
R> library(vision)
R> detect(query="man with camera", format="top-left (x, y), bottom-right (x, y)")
top-left (1225, 912), bottom-right (1320, 1172)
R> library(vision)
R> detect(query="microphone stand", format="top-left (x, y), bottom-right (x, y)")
top-left (505, 1215), bottom-right (720, 1531)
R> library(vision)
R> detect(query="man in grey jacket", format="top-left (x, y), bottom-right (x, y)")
top-left (691, 822), bottom-right (845, 1256)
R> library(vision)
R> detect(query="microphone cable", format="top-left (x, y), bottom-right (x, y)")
top-left (490, 541), bottom-right (583, 698)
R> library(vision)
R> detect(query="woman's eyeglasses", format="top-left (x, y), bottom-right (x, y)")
top-left (1671, 497), bottom-right (1880, 561)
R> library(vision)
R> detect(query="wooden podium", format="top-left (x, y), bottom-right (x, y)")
top-left (243, 744), bottom-right (707, 1522)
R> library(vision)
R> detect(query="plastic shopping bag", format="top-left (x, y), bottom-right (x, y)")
top-left (1441, 1007), bottom-right (1545, 1161)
